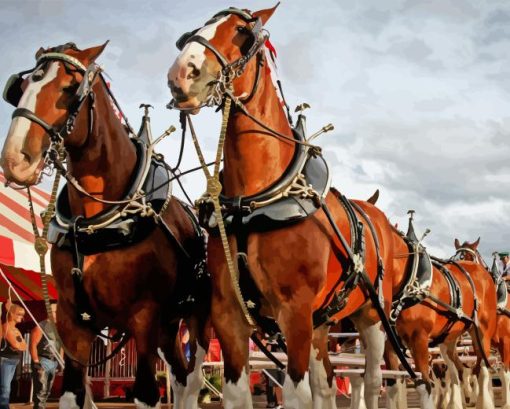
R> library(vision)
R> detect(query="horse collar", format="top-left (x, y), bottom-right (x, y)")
top-left (47, 120), bottom-right (172, 254)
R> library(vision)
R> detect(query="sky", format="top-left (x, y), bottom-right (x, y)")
top-left (0, 0), bottom-right (509, 261)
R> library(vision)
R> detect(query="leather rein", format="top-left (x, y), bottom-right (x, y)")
top-left (169, 8), bottom-right (419, 379)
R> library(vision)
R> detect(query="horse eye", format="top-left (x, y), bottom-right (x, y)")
top-left (63, 84), bottom-right (79, 94)
top-left (236, 25), bottom-right (249, 34)
top-left (32, 69), bottom-right (45, 81)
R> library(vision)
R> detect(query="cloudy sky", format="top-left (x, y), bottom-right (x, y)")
top-left (1, 0), bottom-right (509, 261)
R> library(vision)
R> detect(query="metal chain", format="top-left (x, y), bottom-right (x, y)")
top-left (187, 96), bottom-right (256, 328)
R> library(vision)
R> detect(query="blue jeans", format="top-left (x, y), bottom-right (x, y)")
top-left (32, 357), bottom-right (58, 409)
top-left (0, 356), bottom-right (20, 409)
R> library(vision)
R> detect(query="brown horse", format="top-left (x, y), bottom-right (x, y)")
top-left (0, 43), bottom-right (210, 409)
top-left (455, 238), bottom-right (510, 409)
top-left (165, 6), bottom-right (466, 409)
top-left (387, 250), bottom-right (496, 409)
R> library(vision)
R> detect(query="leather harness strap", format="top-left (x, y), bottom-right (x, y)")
top-left (317, 191), bottom-right (418, 379)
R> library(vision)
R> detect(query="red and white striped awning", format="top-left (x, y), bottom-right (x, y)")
top-left (0, 172), bottom-right (57, 300)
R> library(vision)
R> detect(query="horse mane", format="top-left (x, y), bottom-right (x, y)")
top-left (36, 42), bottom-right (80, 58)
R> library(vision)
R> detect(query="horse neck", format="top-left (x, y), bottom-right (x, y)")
top-left (222, 62), bottom-right (294, 197)
top-left (67, 87), bottom-right (136, 218)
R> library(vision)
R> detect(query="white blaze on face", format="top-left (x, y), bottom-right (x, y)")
top-left (5, 62), bottom-right (59, 154)
top-left (178, 16), bottom-right (230, 76)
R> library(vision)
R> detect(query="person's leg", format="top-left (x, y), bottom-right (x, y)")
top-left (266, 372), bottom-right (277, 408)
top-left (33, 358), bottom-right (51, 409)
top-left (38, 358), bottom-right (58, 408)
top-left (0, 358), bottom-right (19, 409)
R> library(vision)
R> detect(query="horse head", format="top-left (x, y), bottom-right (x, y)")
top-left (454, 237), bottom-right (481, 262)
top-left (1, 42), bottom-right (107, 186)
top-left (167, 5), bottom-right (278, 113)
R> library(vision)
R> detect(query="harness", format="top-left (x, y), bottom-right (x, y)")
top-left (171, 7), bottom-right (417, 378)
top-left (390, 213), bottom-right (433, 325)
top-left (46, 112), bottom-right (207, 331)
top-left (3, 46), bottom-right (207, 365)
top-left (455, 248), bottom-right (510, 317)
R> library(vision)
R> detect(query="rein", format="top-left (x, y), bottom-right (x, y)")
top-left (186, 96), bottom-right (256, 328)
top-left (26, 170), bottom-right (129, 368)
top-left (172, 8), bottom-right (418, 377)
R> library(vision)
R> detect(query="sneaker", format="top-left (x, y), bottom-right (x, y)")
top-left (266, 403), bottom-right (277, 409)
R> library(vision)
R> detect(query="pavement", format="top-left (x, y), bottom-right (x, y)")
top-left (7, 387), bottom-right (507, 409)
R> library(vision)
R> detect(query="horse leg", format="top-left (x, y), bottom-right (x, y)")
top-left (470, 328), bottom-right (495, 409)
top-left (309, 324), bottom-right (337, 409)
top-left (58, 310), bottom-right (95, 409)
top-left (500, 338), bottom-right (510, 409)
top-left (474, 360), bottom-right (494, 409)
top-left (179, 315), bottom-right (210, 408)
top-left (158, 322), bottom-right (192, 409)
top-left (431, 363), bottom-right (448, 409)
top-left (278, 302), bottom-right (313, 409)
top-left (354, 318), bottom-right (384, 409)
top-left (130, 306), bottom-right (160, 409)
top-left (407, 331), bottom-right (434, 409)
top-left (211, 293), bottom-right (253, 409)
top-left (384, 343), bottom-right (407, 409)
top-left (350, 374), bottom-right (367, 409)
top-left (439, 342), bottom-right (463, 409)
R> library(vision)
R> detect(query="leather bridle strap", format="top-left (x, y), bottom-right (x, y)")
top-left (11, 107), bottom-right (61, 140)
top-left (186, 35), bottom-right (230, 68)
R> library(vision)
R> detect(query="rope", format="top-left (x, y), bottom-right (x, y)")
top-left (187, 96), bottom-right (256, 328)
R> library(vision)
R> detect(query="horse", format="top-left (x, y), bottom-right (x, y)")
top-left (384, 240), bottom-right (497, 409)
top-left (0, 42), bottom-right (210, 409)
top-left (455, 238), bottom-right (510, 409)
top-left (165, 5), bottom-right (472, 409)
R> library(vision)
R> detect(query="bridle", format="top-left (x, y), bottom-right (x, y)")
top-left (168, 8), bottom-right (321, 150)
top-left (2, 49), bottom-right (139, 200)
top-left (167, 7), bottom-right (269, 111)
top-left (454, 246), bottom-right (488, 270)
top-left (5, 52), bottom-right (101, 145)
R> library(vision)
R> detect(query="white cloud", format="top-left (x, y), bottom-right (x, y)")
top-left (0, 0), bottom-right (509, 263)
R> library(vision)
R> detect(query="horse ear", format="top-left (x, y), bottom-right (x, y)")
top-left (473, 237), bottom-right (480, 248)
top-left (252, 2), bottom-right (280, 26)
top-left (81, 41), bottom-right (109, 64)
top-left (454, 238), bottom-right (460, 249)
top-left (35, 47), bottom-right (45, 60)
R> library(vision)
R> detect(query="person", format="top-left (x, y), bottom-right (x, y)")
top-left (499, 251), bottom-right (510, 278)
top-left (29, 302), bottom-right (63, 409)
top-left (262, 336), bottom-right (284, 409)
top-left (0, 304), bottom-right (27, 409)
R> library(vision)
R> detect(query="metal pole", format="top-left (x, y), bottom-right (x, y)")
top-left (104, 339), bottom-right (112, 398)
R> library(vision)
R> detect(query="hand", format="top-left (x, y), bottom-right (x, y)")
top-left (32, 362), bottom-right (43, 372)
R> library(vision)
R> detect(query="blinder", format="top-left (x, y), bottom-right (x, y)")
top-left (3, 69), bottom-right (34, 107)
top-left (5, 52), bottom-right (99, 142)
top-left (175, 7), bottom-right (264, 63)
top-left (76, 63), bottom-right (102, 102)
top-left (176, 29), bottom-right (199, 51)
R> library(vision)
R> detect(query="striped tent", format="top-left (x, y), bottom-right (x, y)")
top-left (0, 172), bottom-right (57, 301)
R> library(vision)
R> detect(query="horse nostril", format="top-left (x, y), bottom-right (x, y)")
top-left (21, 150), bottom-right (32, 164)
top-left (187, 62), bottom-right (201, 80)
